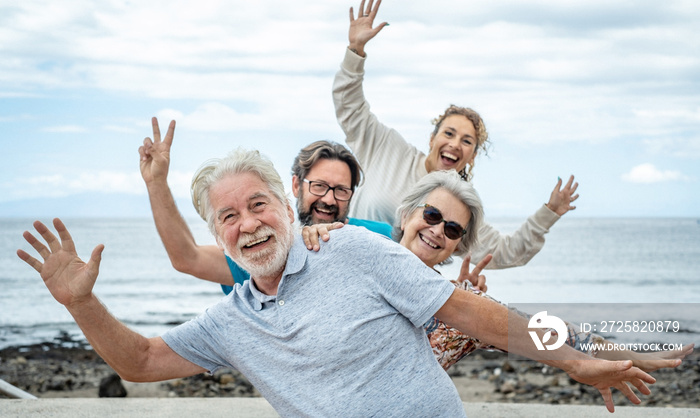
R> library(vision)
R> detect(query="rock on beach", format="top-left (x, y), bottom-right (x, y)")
top-left (1, 337), bottom-right (698, 408)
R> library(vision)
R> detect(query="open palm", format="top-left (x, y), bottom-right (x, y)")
top-left (17, 218), bottom-right (104, 307)
top-left (566, 359), bottom-right (654, 413)
top-left (348, 0), bottom-right (388, 55)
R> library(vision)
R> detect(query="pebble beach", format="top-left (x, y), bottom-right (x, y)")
top-left (2, 338), bottom-right (698, 409)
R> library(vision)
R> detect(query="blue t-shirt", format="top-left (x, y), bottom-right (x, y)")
top-left (162, 226), bottom-right (463, 416)
top-left (347, 216), bottom-right (393, 238)
top-left (220, 217), bottom-right (392, 295)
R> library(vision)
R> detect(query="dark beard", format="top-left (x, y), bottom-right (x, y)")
top-left (297, 189), bottom-right (347, 226)
top-left (297, 201), bottom-right (347, 226)
top-left (297, 208), bottom-right (315, 226)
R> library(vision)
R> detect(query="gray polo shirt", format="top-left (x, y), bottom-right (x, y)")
top-left (162, 226), bottom-right (463, 417)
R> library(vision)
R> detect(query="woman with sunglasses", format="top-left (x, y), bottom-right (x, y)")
top-left (403, 171), bottom-right (691, 371)
top-left (333, 0), bottom-right (579, 270)
top-left (305, 170), bottom-right (692, 371)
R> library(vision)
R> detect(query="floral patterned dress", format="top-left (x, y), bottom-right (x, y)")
top-left (425, 281), bottom-right (604, 370)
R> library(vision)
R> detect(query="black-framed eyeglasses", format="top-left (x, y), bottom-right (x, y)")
top-left (418, 204), bottom-right (467, 240)
top-left (303, 179), bottom-right (353, 201)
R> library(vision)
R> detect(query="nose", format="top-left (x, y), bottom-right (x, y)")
top-left (320, 189), bottom-right (338, 206)
top-left (427, 222), bottom-right (446, 240)
top-left (239, 213), bottom-right (261, 234)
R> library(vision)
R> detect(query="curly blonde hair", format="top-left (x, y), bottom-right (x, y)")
top-left (431, 105), bottom-right (490, 181)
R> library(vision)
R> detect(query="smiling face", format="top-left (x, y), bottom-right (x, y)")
top-left (210, 171), bottom-right (295, 282)
top-left (425, 114), bottom-right (478, 174)
top-left (399, 188), bottom-right (471, 268)
top-left (292, 158), bottom-right (352, 225)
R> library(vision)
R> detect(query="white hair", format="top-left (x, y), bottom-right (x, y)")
top-left (393, 170), bottom-right (483, 259)
top-left (190, 148), bottom-right (289, 236)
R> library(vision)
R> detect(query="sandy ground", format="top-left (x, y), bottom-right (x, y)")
top-left (2, 343), bottom-right (698, 409)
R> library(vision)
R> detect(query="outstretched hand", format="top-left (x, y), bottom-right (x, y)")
top-left (546, 175), bottom-right (579, 216)
top-left (348, 0), bottom-right (388, 56)
top-left (302, 222), bottom-right (346, 251)
top-left (457, 254), bottom-right (492, 292)
top-left (139, 117), bottom-right (176, 185)
top-left (17, 219), bottom-right (104, 308)
top-left (566, 359), bottom-right (655, 413)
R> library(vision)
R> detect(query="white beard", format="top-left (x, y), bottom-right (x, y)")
top-left (225, 223), bottom-right (294, 279)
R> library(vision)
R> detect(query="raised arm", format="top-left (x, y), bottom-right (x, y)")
top-left (333, 1), bottom-right (396, 156)
top-left (334, 2), bottom-right (428, 227)
top-left (347, 0), bottom-right (388, 57)
top-left (17, 219), bottom-right (206, 382)
top-left (470, 175), bottom-right (580, 269)
top-left (139, 117), bottom-right (233, 285)
top-left (435, 288), bottom-right (656, 413)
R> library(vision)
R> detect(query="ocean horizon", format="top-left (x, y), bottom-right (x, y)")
top-left (2, 216), bottom-right (699, 350)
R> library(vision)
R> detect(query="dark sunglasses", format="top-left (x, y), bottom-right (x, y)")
top-left (419, 204), bottom-right (467, 240)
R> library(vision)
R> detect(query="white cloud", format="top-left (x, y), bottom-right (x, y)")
top-left (67, 171), bottom-right (143, 194)
top-left (621, 163), bottom-right (690, 183)
top-left (0, 92), bottom-right (42, 98)
top-left (4, 169), bottom-right (195, 201)
top-left (7, 172), bottom-right (141, 199)
top-left (1, 0), bottom-right (699, 217)
top-left (156, 109), bottom-right (185, 124)
top-left (23, 174), bottom-right (65, 188)
top-left (167, 170), bottom-right (195, 199)
top-left (642, 135), bottom-right (700, 159)
top-left (1, 0), bottom-right (698, 149)
top-left (41, 125), bottom-right (89, 133)
top-left (103, 124), bottom-right (138, 134)
top-left (0, 114), bottom-right (34, 122)
top-left (155, 97), bottom-right (335, 134)
top-left (163, 103), bottom-right (264, 132)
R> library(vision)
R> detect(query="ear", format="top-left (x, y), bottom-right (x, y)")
top-left (291, 175), bottom-right (301, 198)
top-left (429, 133), bottom-right (436, 150)
top-left (286, 201), bottom-right (295, 224)
top-left (400, 212), bottom-right (407, 232)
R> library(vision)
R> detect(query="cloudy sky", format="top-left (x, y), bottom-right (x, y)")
top-left (1, 0), bottom-right (698, 220)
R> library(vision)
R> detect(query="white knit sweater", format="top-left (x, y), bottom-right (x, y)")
top-left (333, 48), bottom-right (560, 269)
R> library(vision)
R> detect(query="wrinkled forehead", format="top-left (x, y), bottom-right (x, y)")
top-left (210, 172), bottom-right (274, 208)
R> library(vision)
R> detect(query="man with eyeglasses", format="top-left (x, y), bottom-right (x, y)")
top-left (139, 118), bottom-right (390, 293)
top-left (289, 138), bottom-right (391, 237)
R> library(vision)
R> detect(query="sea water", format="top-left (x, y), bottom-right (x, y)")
top-left (1, 217), bottom-right (699, 350)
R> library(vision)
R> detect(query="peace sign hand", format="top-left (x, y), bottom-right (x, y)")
top-left (139, 117), bottom-right (176, 185)
top-left (457, 254), bottom-right (492, 292)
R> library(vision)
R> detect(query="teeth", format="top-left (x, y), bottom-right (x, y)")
top-left (419, 234), bottom-right (440, 249)
top-left (441, 152), bottom-right (458, 162)
top-left (315, 208), bottom-right (333, 214)
top-left (244, 236), bottom-right (270, 248)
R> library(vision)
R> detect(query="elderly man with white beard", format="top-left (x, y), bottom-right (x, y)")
top-left (19, 148), bottom-right (657, 416)
top-left (138, 117), bottom-right (391, 295)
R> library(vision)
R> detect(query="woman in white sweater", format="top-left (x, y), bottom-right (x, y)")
top-left (333, 0), bottom-right (579, 269)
